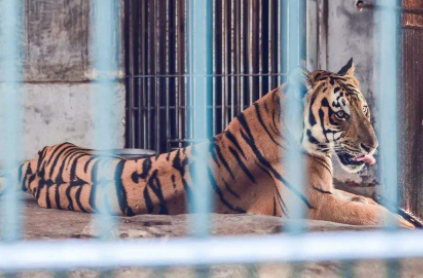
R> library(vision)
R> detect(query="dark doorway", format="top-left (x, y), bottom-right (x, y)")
top-left (123, 0), bottom-right (285, 153)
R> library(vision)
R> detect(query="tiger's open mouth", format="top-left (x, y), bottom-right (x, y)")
top-left (352, 153), bottom-right (376, 165)
top-left (336, 150), bottom-right (376, 174)
top-left (337, 153), bottom-right (376, 166)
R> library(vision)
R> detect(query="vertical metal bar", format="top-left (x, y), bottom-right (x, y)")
top-left (124, 0), bottom-right (135, 148)
top-left (258, 0), bottom-right (263, 97)
top-left (188, 0), bottom-right (213, 237)
top-left (278, 0), bottom-right (283, 85)
top-left (184, 1), bottom-right (189, 145)
top-left (222, 0), bottom-right (229, 129)
top-left (155, 1), bottom-right (161, 153)
top-left (146, 1), bottom-right (153, 150)
top-left (235, 0), bottom-right (241, 115)
top-left (230, 0), bottom-right (235, 121)
top-left (377, 0), bottom-right (399, 228)
top-left (283, 0), bottom-right (306, 233)
top-left (212, 0), bottom-right (217, 135)
top-left (0, 0), bottom-right (23, 242)
top-left (240, 0), bottom-right (245, 111)
top-left (268, 0), bottom-right (274, 91)
top-left (165, 0), bottom-right (170, 152)
top-left (135, 0), bottom-right (142, 150)
top-left (91, 0), bottom-right (119, 239)
top-left (280, 0), bottom-right (289, 84)
top-left (140, 1), bottom-right (147, 149)
top-left (175, 0), bottom-right (181, 149)
top-left (248, 0), bottom-right (254, 105)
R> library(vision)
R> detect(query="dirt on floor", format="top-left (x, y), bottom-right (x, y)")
top-left (0, 195), bottom-right (422, 278)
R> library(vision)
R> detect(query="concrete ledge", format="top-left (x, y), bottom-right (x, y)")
top-left (0, 195), bottom-right (421, 278)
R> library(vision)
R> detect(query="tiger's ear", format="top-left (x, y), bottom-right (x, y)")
top-left (288, 67), bottom-right (312, 100)
top-left (337, 58), bottom-right (355, 75)
top-left (300, 67), bottom-right (313, 90)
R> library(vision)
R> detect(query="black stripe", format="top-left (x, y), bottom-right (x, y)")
top-left (36, 146), bottom-right (49, 179)
top-left (223, 181), bottom-right (240, 199)
top-left (45, 143), bottom-right (72, 168)
top-left (313, 186), bottom-right (332, 194)
top-left (273, 197), bottom-right (277, 216)
top-left (313, 156), bottom-right (332, 175)
top-left (55, 184), bottom-right (62, 210)
top-left (318, 108), bottom-right (329, 142)
top-left (75, 186), bottom-right (88, 213)
top-left (172, 149), bottom-right (192, 193)
top-left (48, 145), bottom-right (78, 179)
top-left (143, 185), bottom-right (154, 214)
top-left (70, 153), bottom-right (90, 182)
top-left (307, 129), bottom-right (320, 145)
top-left (83, 156), bottom-right (96, 173)
top-left (114, 160), bottom-right (133, 216)
top-left (208, 140), bottom-right (221, 167)
top-left (308, 95), bottom-right (317, 126)
top-left (253, 103), bottom-right (285, 148)
top-left (236, 114), bottom-right (313, 209)
top-left (88, 160), bottom-right (101, 211)
top-left (45, 183), bottom-right (52, 209)
top-left (54, 147), bottom-right (83, 184)
top-left (146, 170), bottom-right (169, 215)
top-left (208, 167), bottom-right (246, 213)
top-left (214, 145), bottom-right (235, 179)
top-left (171, 174), bottom-right (177, 189)
top-left (225, 131), bottom-right (246, 158)
top-left (228, 146), bottom-right (256, 183)
top-left (65, 185), bottom-right (74, 211)
top-left (21, 163), bottom-right (33, 192)
top-left (139, 156), bottom-right (152, 179)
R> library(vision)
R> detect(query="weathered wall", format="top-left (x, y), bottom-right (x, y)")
top-left (317, 0), bottom-right (379, 189)
top-left (22, 84), bottom-right (125, 160)
top-left (15, 0), bottom-right (125, 160)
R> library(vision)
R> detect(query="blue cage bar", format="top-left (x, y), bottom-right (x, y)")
top-left (0, 0), bottom-right (419, 274)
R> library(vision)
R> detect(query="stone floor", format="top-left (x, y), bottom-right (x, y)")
top-left (0, 195), bottom-right (422, 278)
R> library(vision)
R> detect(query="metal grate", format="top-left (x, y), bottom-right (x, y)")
top-left (124, 0), bottom-right (286, 153)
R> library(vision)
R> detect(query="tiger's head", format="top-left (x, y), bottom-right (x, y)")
top-left (301, 58), bottom-right (378, 173)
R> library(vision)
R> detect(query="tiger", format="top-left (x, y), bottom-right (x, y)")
top-left (0, 58), bottom-right (415, 228)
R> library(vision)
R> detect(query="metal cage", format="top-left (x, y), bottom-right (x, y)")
top-left (124, 0), bottom-right (294, 153)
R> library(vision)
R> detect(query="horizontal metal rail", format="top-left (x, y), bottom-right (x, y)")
top-left (0, 230), bottom-right (421, 271)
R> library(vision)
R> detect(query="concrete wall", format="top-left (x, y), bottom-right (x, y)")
top-left (316, 0), bottom-right (379, 189)
top-left (17, 0), bottom-right (125, 160)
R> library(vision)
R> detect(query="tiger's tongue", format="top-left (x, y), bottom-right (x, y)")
top-left (353, 154), bottom-right (376, 165)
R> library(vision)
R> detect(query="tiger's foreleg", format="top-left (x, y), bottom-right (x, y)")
top-left (308, 190), bottom-right (415, 229)
top-left (332, 188), bottom-right (378, 205)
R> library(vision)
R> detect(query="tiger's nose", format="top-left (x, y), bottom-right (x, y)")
top-left (360, 143), bottom-right (374, 154)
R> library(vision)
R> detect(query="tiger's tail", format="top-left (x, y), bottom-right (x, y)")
top-left (0, 159), bottom-right (37, 197)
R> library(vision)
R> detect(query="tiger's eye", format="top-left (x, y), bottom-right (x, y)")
top-left (336, 111), bottom-right (345, 118)
top-left (363, 106), bottom-right (368, 114)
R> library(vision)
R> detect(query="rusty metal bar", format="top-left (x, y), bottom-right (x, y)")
top-left (356, 0), bottom-right (423, 15)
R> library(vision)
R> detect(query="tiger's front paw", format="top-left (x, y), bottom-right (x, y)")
top-left (381, 210), bottom-right (415, 229)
